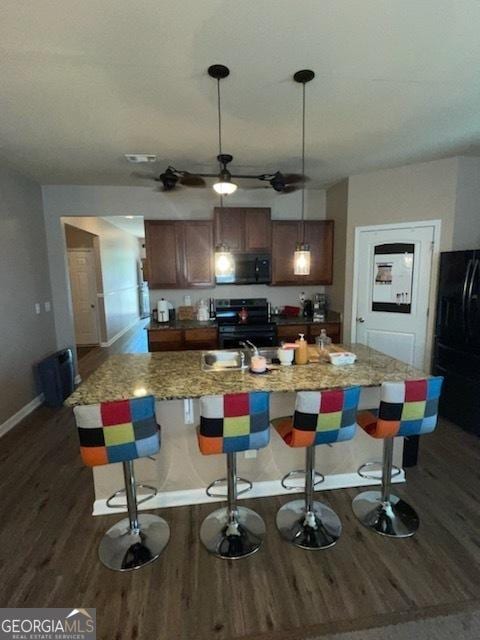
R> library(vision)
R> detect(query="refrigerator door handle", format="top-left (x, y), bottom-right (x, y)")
top-left (462, 258), bottom-right (474, 337)
top-left (466, 259), bottom-right (479, 341)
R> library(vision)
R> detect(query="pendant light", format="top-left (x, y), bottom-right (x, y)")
top-left (209, 65), bottom-right (236, 279)
top-left (293, 69), bottom-right (315, 276)
top-left (209, 65), bottom-right (238, 196)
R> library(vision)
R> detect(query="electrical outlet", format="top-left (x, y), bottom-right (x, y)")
top-left (245, 450), bottom-right (257, 459)
top-left (35, 303), bottom-right (41, 315)
top-left (44, 301), bottom-right (51, 312)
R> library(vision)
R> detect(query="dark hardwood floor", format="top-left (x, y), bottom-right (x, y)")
top-left (1, 321), bottom-right (480, 639)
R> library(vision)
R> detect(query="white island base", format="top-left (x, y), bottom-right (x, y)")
top-left (91, 388), bottom-right (405, 516)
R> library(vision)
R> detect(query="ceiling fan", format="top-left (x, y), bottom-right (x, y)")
top-left (132, 64), bottom-right (307, 194)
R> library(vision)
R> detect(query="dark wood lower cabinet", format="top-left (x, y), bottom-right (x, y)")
top-left (148, 327), bottom-right (218, 352)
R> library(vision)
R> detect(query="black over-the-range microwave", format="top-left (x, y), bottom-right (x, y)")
top-left (215, 253), bottom-right (271, 285)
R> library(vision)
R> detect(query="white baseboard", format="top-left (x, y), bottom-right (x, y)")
top-left (92, 470), bottom-right (406, 516)
top-left (100, 317), bottom-right (140, 348)
top-left (0, 393), bottom-right (44, 438)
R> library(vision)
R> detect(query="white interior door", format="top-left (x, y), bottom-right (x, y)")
top-left (68, 249), bottom-right (99, 345)
top-left (354, 224), bottom-right (436, 368)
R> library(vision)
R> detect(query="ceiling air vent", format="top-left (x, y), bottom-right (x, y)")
top-left (124, 154), bottom-right (157, 164)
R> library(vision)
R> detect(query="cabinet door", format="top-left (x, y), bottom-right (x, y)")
top-left (277, 324), bottom-right (308, 344)
top-left (271, 221), bottom-right (302, 285)
top-left (144, 221), bottom-right (181, 288)
top-left (181, 221), bottom-right (214, 288)
top-left (244, 208), bottom-right (271, 252)
top-left (214, 207), bottom-right (245, 252)
top-left (148, 330), bottom-right (183, 352)
top-left (184, 328), bottom-right (218, 350)
top-left (304, 221), bottom-right (334, 285)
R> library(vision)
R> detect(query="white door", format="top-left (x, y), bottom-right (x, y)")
top-left (354, 224), bottom-right (436, 368)
top-left (67, 249), bottom-right (99, 345)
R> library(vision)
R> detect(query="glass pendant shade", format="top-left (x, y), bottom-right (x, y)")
top-left (213, 180), bottom-right (237, 195)
top-left (294, 243), bottom-right (311, 276)
top-left (214, 244), bottom-right (235, 282)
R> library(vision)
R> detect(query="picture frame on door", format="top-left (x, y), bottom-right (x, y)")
top-left (371, 243), bottom-right (414, 313)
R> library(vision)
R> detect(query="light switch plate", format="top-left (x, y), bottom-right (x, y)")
top-left (35, 303), bottom-right (41, 315)
top-left (44, 301), bottom-right (51, 312)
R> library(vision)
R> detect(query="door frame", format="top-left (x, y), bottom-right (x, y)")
top-left (67, 247), bottom-right (100, 345)
top-left (351, 220), bottom-right (442, 365)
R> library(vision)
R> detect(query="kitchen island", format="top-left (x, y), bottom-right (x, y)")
top-left (66, 345), bottom-right (424, 515)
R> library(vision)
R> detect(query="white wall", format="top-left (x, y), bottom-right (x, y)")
top-left (42, 185), bottom-right (326, 354)
top-left (324, 180), bottom-right (348, 316)
top-left (453, 156), bottom-right (480, 250)
top-left (63, 217), bottom-right (140, 344)
top-left (0, 164), bottom-right (56, 425)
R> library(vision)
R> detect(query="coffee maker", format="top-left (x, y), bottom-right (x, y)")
top-left (313, 293), bottom-right (327, 322)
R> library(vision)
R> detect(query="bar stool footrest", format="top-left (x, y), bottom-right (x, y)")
top-left (206, 477), bottom-right (253, 498)
top-left (106, 483), bottom-right (158, 509)
top-left (357, 461), bottom-right (401, 482)
top-left (281, 469), bottom-right (325, 491)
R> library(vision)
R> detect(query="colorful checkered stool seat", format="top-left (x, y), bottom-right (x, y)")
top-left (352, 377), bottom-right (443, 538)
top-left (272, 386), bottom-right (361, 550)
top-left (197, 391), bottom-right (270, 559)
top-left (73, 395), bottom-right (170, 571)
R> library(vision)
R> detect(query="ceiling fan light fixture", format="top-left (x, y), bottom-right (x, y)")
top-left (213, 180), bottom-right (237, 195)
top-left (294, 243), bottom-right (311, 276)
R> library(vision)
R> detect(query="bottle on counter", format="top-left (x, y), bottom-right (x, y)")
top-left (294, 333), bottom-right (308, 365)
top-left (315, 329), bottom-right (332, 361)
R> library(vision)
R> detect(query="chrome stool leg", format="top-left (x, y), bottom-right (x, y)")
top-left (352, 438), bottom-right (419, 537)
top-left (276, 446), bottom-right (342, 550)
top-left (200, 452), bottom-right (265, 559)
top-left (98, 461), bottom-right (170, 571)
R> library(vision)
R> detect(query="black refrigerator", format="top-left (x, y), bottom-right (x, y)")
top-left (433, 250), bottom-right (480, 433)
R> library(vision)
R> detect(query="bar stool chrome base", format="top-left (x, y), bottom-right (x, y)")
top-left (352, 490), bottom-right (419, 538)
top-left (99, 513), bottom-right (170, 571)
top-left (276, 499), bottom-right (341, 550)
top-left (200, 506), bottom-right (265, 559)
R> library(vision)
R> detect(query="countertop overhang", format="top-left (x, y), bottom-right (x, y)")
top-left (66, 344), bottom-right (425, 406)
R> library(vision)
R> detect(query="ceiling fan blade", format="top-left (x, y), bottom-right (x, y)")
top-left (131, 171), bottom-right (158, 181)
top-left (179, 173), bottom-right (206, 187)
top-left (283, 173), bottom-right (308, 184)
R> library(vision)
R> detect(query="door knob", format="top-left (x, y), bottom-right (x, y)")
top-left (356, 317), bottom-right (365, 323)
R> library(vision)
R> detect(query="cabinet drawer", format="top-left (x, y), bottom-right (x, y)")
top-left (184, 328), bottom-right (218, 347)
top-left (148, 330), bottom-right (183, 351)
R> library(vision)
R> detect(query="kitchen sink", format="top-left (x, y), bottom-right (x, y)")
top-left (201, 347), bottom-right (281, 372)
top-left (201, 350), bottom-right (248, 372)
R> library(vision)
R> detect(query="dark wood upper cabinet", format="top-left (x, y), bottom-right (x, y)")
top-left (180, 221), bottom-right (214, 288)
top-left (214, 207), bottom-right (271, 253)
top-left (144, 221), bottom-right (181, 288)
top-left (271, 220), bottom-right (334, 286)
top-left (303, 220), bottom-right (334, 285)
top-left (271, 221), bottom-right (302, 285)
top-left (145, 220), bottom-right (214, 289)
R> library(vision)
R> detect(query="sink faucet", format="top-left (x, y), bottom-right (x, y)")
top-left (239, 340), bottom-right (258, 356)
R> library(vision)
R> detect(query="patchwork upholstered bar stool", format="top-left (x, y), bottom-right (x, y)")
top-left (73, 395), bottom-right (170, 571)
top-left (273, 386), bottom-right (361, 550)
top-left (353, 377), bottom-right (443, 538)
top-left (197, 391), bottom-right (270, 559)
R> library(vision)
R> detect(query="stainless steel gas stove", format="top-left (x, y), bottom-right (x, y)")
top-left (215, 298), bottom-right (277, 348)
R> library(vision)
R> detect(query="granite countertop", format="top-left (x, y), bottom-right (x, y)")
top-left (66, 344), bottom-right (424, 406)
top-left (147, 310), bottom-right (341, 331)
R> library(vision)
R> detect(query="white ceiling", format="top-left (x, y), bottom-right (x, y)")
top-left (1, 0), bottom-right (480, 187)
top-left (102, 216), bottom-right (145, 238)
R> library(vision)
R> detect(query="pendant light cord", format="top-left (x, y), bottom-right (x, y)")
top-left (217, 78), bottom-right (223, 156)
top-left (301, 81), bottom-right (306, 243)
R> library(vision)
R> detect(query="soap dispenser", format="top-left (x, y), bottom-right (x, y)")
top-left (294, 333), bottom-right (308, 365)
